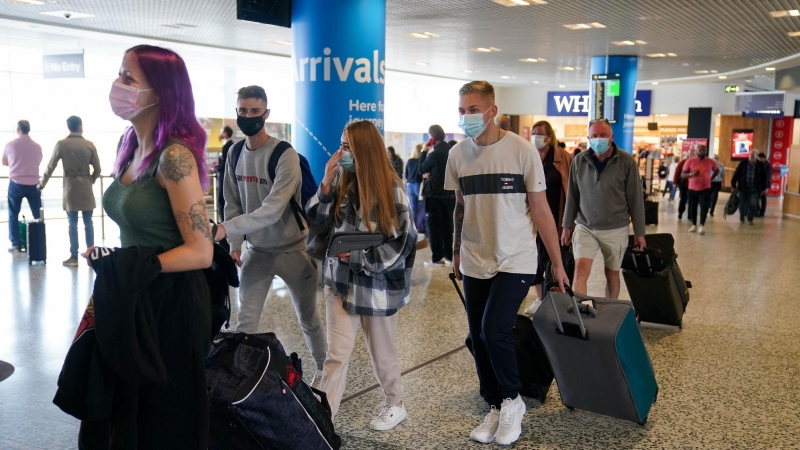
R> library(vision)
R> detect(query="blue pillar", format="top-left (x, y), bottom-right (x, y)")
top-left (292, 0), bottom-right (386, 182)
top-left (589, 56), bottom-right (638, 153)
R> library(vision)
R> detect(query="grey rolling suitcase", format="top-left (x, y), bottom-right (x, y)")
top-left (533, 286), bottom-right (658, 425)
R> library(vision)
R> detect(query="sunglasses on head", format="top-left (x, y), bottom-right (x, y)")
top-left (589, 118), bottom-right (610, 125)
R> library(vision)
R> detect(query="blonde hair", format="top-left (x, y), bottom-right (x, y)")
top-left (335, 121), bottom-right (400, 235)
top-left (531, 120), bottom-right (559, 149)
top-left (413, 143), bottom-right (423, 159)
top-left (459, 80), bottom-right (495, 103)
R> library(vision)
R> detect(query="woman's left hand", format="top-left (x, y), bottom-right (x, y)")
top-left (338, 251), bottom-right (351, 263)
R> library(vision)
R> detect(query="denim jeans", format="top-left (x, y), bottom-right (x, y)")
top-left (405, 182), bottom-right (425, 233)
top-left (67, 210), bottom-right (94, 258)
top-left (663, 181), bottom-right (675, 200)
top-left (738, 190), bottom-right (759, 223)
top-left (8, 181), bottom-right (42, 246)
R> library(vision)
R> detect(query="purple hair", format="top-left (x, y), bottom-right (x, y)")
top-left (114, 45), bottom-right (209, 190)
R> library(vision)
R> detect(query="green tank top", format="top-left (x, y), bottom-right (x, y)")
top-left (103, 140), bottom-right (186, 250)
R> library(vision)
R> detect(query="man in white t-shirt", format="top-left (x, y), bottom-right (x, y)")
top-left (446, 81), bottom-right (569, 446)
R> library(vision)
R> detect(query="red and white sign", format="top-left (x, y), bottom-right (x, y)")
top-left (768, 117), bottom-right (793, 196)
top-left (681, 138), bottom-right (708, 158)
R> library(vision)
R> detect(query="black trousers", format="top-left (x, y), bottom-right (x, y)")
top-left (758, 193), bottom-right (767, 217)
top-left (678, 183), bottom-right (689, 218)
top-left (425, 197), bottom-right (455, 262)
top-left (687, 188), bottom-right (711, 226)
top-left (709, 181), bottom-right (722, 214)
top-left (463, 272), bottom-right (534, 408)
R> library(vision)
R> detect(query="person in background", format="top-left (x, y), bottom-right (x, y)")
top-left (214, 85), bottom-right (327, 381)
top-left (3, 120), bottom-right (43, 252)
top-left (387, 146), bottom-right (404, 179)
top-left (731, 149), bottom-right (768, 225)
top-left (681, 145), bottom-right (718, 235)
top-left (562, 118), bottom-right (646, 299)
top-left (494, 115), bottom-right (511, 132)
top-left (39, 116), bottom-right (101, 266)
top-left (572, 147), bottom-right (582, 158)
top-left (419, 124), bottom-right (455, 266)
top-left (215, 125), bottom-right (234, 222)
top-left (557, 141), bottom-right (567, 152)
top-left (81, 44), bottom-right (214, 448)
top-left (709, 154), bottom-right (726, 216)
top-left (405, 143), bottom-right (425, 235)
top-left (757, 152), bottom-right (770, 217)
top-left (665, 155), bottom-right (678, 201)
top-left (306, 120), bottom-right (416, 430)
top-left (523, 120), bottom-right (573, 316)
top-left (674, 149), bottom-right (694, 219)
top-left (448, 139), bottom-right (458, 148)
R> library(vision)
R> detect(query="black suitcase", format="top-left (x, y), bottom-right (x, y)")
top-left (449, 273), bottom-right (553, 403)
top-left (543, 245), bottom-right (574, 291)
top-left (644, 200), bottom-right (658, 225)
top-left (622, 234), bottom-right (691, 328)
top-left (27, 209), bottom-right (46, 265)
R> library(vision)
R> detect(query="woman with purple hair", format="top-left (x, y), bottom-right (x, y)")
top-left (79, 45), bottom-right (213, 448)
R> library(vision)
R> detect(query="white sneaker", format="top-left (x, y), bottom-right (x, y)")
top-left (444, 258), bottom-right (453, 267)
top-left (310, 370), bottom-right (323, 391)
top-left (369, 402), bottom-right (407, 431)
top-left (424, 259), bottom-right (446, 267)
top-left (469, 406), bottom-right (500, 443)
top-left (688, 225), bottom-right (697, 233)
top-left (698, 225), bottom-right (705, 235)
top-left (496, 396), bottom-right (526, 445)
top-left (523, 298), bottom-right (542, 317)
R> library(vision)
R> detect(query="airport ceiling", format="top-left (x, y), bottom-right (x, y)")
top-left (0, 0), bottom-right (799, 89)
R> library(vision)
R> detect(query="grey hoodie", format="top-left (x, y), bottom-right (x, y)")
top-left (222, 136), bottom-right (307, 252)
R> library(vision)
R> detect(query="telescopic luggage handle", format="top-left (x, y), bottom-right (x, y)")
top-left (544, 282), bottom-right (587, 340)
top-left (448, 273), bottom-right (467, 309)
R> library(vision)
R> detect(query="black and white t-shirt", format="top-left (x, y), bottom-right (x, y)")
top-left (445, 131), bottom-right (546, 279)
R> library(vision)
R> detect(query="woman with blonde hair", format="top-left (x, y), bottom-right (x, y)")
top-left (306, 120), bottom-right (417, 431)
top-left (404, 142), bottom-right (425, 233)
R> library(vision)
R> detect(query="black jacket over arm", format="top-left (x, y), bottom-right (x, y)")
top-left (418, 141), bottom-right (454, 199)
top-left (731, 159), bottom-right (768, 192)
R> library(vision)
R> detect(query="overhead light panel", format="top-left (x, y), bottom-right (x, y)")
top-left (667, 53), bottom-right (677, 57)
top-left (612, 40), bottom-right (636, 46)
top-left (771, 10), bottom-right (800, 17)
top-left (789, 31), bottom-right (800, 37)
top-left (710, 70), bottom-right (718, 73)
top-left (589, 22), bottom-right (606, 28)
top-left (635, 40), bottom-right (647, 45)
top-left (651, 81), bottom-right (659, 85)
top-left (745, 79), bottom-right (752, 82)
top-left (766, 67), bottom-right (776, 71)
top-left (410, 33), bottom-right (431, 39)
top-left (694, 70), bottom-right (709, 74)
top-left (40, 10), bottom-right (95, 19)
top-left (9, 0), bottom-right (46, 5)
top-left (519, 58), bottom-right (539, 62)
top-left (501, 75), bottom-right (511, 79)
top-left (533, 81), bottom-right (540, 84)
top-left (558, 84), bottom-right (566, 88)
top-left (656, 114), bottom-right (669, 117)
top-left (559, 66), bottom-right (575, 71)
top-left (718, 75), bottom-right (727, 79)
top-left (474, 47), bottom-right (492, 52)
top-left (273, 40), bottom-right (292, 45)
top-left (463, 69), bottom-right (474, 73)
top-left (647, 53), bottom-right (667, 58)
top-left (563, 23), bottom-right (605, 30)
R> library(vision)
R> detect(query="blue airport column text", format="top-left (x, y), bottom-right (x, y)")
top-left (589, 55), bottom-right (638, 154)
top-left (292, 0), bottom-right (386, 182)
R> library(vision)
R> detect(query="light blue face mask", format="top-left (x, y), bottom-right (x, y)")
top-left (590, 138), bottom-right (611, 154)
top-left (458, 108), bottom-right (492, 139)
top-left (340, 151), bottom-right (356, 172)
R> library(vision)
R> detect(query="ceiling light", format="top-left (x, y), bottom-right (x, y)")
top-left (533, 81), bottom-right (540, 84)
top-left (489, 47), bottom-right (502, 51)
top-left (538, 58), bottom-right (547, 62)
top-left (694, 70), bottom-right (709, 74)
top-left (635, 40), bottom-right (647, 45)
top-left (509, 0), bottom-right (530, 5)
top-left (667, 53), bottom-right (677, 57)
top-left (475, 47), bottom-right (492, 52)
top-left (530, 0), bottom-right (548, 3)
top-left (745, 79), bottom-right (752, 82)
top-left (9, 0), bottom-right (45, 4)
top-left (40, 10), bottom-right (94, 19)
top-left (423, 32), bottom-right (439, 37)
top-left (766, 67), bottom-right (776, 71)
top-left (559, 66), bottom-right (575, 71)
top-left (501, 76), bottom-right (511, 79)
top-left (647, 53), bottom-right (667, 58)
top-left (463, 69), bottom-right (474, 73)
top-left (273, 40), bottom-right (292, 45)
top-left (519, 58), bottom-right (539, 62)
top-left (771, 11), bottom-right (788, 18)
top-left (589, 22), bottom-right (606, 28)
top-left (656, 114), bottom-right (669, 117)
top-left (414, 62), bottom-right (428, 66)
top-left (719, 75), bottom-right (727, 79)
top-left (563, 23), bottom-right (592, 30)
top-left (558, 84), bottom-right (566, 88)
top-left (792, 10), bottom-right (800, 16)
top-left (710, 70), bottom-right (718, 73)
top-left (789, 31), bottom-right (800, 37)
top-left (651, 82), bottom-right (659, 85)
top-left (612, 41), bottom-right (636, 46)
top-left (410, 33), bottom-right (430, 39)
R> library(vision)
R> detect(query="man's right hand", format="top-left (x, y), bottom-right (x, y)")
top-left (452, 254), bottom-right (461, 281)
top-left (231, 250), bottom-right (242, 268)
top-left (560, 227), bottom-right (572, 246)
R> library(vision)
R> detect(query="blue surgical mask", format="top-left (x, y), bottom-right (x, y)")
top-left (590, 138), bottom-right (611, 154)
top-left (458, 108), bottom-right (492, 139)
top-left (340, 151), bottom-right (356, 172)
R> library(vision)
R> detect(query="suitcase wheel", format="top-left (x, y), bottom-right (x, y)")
top-left (638, 418), bottom-right (648, 426)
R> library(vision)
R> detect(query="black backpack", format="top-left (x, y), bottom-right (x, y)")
top-left (230, 140), bottom-right (318, 231)
top-left (658, 165), bottom-right (668, 179)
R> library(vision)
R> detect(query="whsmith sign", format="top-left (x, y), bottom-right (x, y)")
top-left (547, 90), bottom-right (651, 117)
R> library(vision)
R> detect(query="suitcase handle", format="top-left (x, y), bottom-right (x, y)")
top-left (545, 283), bottom-right (587, 340)
top-left (448, 273), bottom-right (467, 309)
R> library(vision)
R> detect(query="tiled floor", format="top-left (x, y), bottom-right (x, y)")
top-left (2, 195), bottom-right (800, 449)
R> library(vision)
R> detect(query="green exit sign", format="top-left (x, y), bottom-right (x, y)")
top-left (725, 85), bottom-right (740, 93)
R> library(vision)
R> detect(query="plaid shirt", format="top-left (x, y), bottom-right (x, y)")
top-left (305, 179), bottom-right (417, 316)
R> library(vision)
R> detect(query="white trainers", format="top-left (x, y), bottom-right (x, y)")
top-left (523, 298), bottom-right (542, 317)
top-left (469, 406), bottom-right (500, 443)
top-left (698, 225), bottom-right (705, 235)
top-left (369, 402), bottom-right (407, 431)
top-left (688, 225), bottom-right (697, 233)
top-left (424, 259), bottom-right (446, 267)
top-left (496, 396), bottom-right (526, 445)
top-left (310, 369), bottom-right (323, 391)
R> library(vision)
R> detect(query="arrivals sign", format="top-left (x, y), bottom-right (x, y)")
top-left (547, 90), bottom-right (651, 117)
top-left (42, 53), bottom-right (84, 78)
top-left (768, 117), bottom-right (792, 196)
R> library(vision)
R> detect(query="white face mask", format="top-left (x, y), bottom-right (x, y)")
top-left (531, 135), bottom-right (548, 150)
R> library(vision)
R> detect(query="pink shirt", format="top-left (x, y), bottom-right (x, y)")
top-left (682, 156), bottom-right (718, 191)
top-left (3, 135), bottom-right (43, 185)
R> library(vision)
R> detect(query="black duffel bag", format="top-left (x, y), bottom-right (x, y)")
top-left (206, 332), bottom-right (341, 450)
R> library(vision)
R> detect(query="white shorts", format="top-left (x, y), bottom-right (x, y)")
top-left (572, 224), bottom-right (629, 271)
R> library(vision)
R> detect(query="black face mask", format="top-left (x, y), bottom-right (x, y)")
top-left (237, 114), bottom-right (265, 137)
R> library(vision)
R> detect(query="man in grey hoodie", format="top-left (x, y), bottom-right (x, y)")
top-left (561, 119), bottom-right (646, 299)
top-left (214, 86), bottom-right (326, 380)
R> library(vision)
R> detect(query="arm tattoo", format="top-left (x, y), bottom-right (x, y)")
top-left (453, 201), bottom-right (464, 256)
top-left (161, 146), bottom-right (195, 183)
top-left (175, 200), bottom-right (212, 242)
